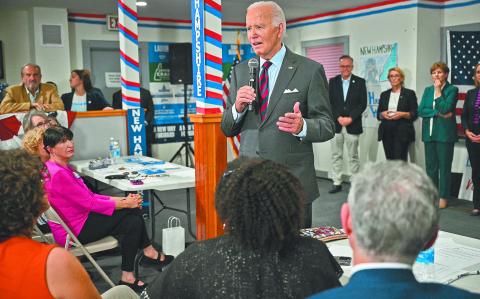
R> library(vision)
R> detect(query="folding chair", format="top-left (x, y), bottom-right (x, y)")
top-left (32, 224), bottom-right (54, 243)
top-left (44, 207), bottom-right (118, 287)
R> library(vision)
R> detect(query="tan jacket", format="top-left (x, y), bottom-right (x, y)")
top-left (0, 83), bottom-right (64, 114)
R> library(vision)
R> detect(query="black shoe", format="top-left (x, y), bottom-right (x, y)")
top-left (140, 253), bottom-right (174, 270)
top-left (328, 185), bottom-right (342, 194)
top-left (118, 279), bottom-right (147, 292)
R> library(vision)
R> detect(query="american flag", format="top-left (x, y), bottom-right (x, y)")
top-left (447, 30), bottom-right (480, 136)
top-left (222, 32), bottom-right (242, 157)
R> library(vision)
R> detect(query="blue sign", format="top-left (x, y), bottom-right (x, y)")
top-left (191, 0), bottom-right (205, 99)
top-left (127, 108), bottom-right (147, 155)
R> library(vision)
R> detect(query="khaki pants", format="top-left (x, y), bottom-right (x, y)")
top-left (331, 127), bottom-right (360, 186)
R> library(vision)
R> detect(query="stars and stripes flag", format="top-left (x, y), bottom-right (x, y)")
top-left (447, 30), bottom-right (480, 136)
top-left (223, 32), bottom-right (242, 157)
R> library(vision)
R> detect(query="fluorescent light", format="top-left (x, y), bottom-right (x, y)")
top-left (136, 1), bottom-right (147, 6)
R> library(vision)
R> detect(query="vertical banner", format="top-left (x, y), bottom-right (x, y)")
top-left (192, 0), bottom-right (223, 114)
top-left (191, 0), bottom-right (206, 110)
top-left (358, 43), bottom-right (398, 128)
top-left (117, 0), bottom-right (141, 109)
top-left (127, 108), bottom-right (147, 155)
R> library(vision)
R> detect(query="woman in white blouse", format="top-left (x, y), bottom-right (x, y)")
top-left (61, 69), bottom-right (113, 112)
top-left (377, 67), bottom-right (418, 161)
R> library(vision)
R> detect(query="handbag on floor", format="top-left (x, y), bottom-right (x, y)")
top-left (162, 216), bottom-right (185, 257)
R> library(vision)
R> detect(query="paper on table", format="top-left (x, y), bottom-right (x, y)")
top-left (435, 245), bottom-right (480, 270)
top-left (413, 263), bottom-right (465, 283)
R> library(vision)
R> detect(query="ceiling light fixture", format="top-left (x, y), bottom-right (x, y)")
top-left (136, 1), bottom-right (147, 7)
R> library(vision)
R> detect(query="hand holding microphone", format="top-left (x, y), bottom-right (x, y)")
top-left (247, 58), bottom-right (259, 111)
top-left (234, 58), bottom-right (259, 113)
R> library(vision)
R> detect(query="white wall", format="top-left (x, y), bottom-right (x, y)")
top-left (284, 7), bottom-right (419, 174)
top-left (0, 9), bottom-right (32, 84)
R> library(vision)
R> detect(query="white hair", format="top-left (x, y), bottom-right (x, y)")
top-left (348, 161), bottom-right (439, 264)
top-left (247, 1), bottom-right (287, 38)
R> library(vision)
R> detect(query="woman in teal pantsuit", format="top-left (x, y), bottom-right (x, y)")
top-left (418, 62), bottom-right (458, 209)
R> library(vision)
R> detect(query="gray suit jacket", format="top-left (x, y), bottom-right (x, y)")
top-left (221, 48), bottom-right (335, 203)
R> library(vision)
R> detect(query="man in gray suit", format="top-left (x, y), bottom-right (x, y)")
top-left (221, 1), bottom-right (335, 227)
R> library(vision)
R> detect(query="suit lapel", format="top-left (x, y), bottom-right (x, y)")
top-left (261, 49), bottom-right (298, 126)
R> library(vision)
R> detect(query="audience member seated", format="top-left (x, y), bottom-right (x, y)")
top-left (112, 87), bottom-right (155, 156)
top-left (0, 149), bottom-right (101, 298)
top-left (61, 69), bottom-right (112, 111)
top-left (309, 161), bottom-right (477, 299)
top-left (22, 126), bottom-right (50, 232)
top-left (141, 158), bottom-right (342, 298)
top-left (0, 63), bottom-right (64, 114)
top-left (42, 126), bottom-right (173, 292)
top-left (22, 110), bottom-right (51, 133)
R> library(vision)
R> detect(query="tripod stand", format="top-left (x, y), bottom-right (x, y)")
top-left (170, 83), bottom-right (194, 167)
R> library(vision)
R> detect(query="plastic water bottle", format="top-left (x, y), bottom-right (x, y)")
top-left (415, 247), bottom-right (435, 281)
top-left (109, 137), bottom-right (121, 163)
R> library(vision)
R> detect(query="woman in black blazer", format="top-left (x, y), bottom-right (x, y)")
top-left (461, 63), bottom-right (480, 216)
top-left (377, 67), bottom-right (418, 161)
top-left (61, 69), bottom-right (112, 111)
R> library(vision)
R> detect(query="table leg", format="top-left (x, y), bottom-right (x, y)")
top-left (148, 190), bottom-right (156, 243)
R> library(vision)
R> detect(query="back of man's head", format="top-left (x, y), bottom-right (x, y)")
top-left (348, 161), bottom-right (439, 264)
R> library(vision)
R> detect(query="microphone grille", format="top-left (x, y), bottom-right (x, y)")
top-left (248, 58), bottom-right (259, 68)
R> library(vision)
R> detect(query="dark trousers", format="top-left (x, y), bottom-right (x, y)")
top-left (424, 141), bottom-right (455, 198)
top-left (78, 209), bottom-right (151, 272)
top-left (466, 139), bottom-right (480, 209)
top-left (382, 138), bottom-right (410, 161)
top-left (304, 203), bottom-right (312, 228)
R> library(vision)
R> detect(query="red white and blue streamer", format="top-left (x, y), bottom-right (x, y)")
top-left (118, 0), bottom-right (141, 109)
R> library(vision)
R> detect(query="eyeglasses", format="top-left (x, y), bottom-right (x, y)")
top-left (339, 65), bottom-right (353, 69)
top-left (35, 121), bottom-right (51, 128)
top-left (388, 74), bottom-right (401, 78)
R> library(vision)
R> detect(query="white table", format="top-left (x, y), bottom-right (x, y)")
top-left (70, 156), bottom-right (196, 240)
top-left (326, 231), bottom-right (480, 294)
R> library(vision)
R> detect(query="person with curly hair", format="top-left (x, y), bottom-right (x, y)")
top-left (22, 126), bottom-right (49, 162)
top-left (0, 149), bottom-right (101, 298)
top-left (141, 158), bottom-right (342, 299)
top-left (42, 126), bottom-right (172, 292)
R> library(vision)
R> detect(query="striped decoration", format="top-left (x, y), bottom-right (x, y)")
top-left (69, 0), bottom-right (480, 32)
top-left (117, 0), bottom-right (141, 109)
top-left (193, 0), bottom-right (224, 114)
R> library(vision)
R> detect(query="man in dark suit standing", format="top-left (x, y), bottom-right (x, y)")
top-left (221, 1), bottom-right (334, 228)
top-left (328, 55), bottom-right (367, 193)
top-left (309, 161), bottom-right (477, 299)
top-left (112, 87), bottom-right (155, 157)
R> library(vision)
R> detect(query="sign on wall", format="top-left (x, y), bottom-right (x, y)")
top-left (358, 42), bottom-right (398, 128)
top-left (148, 42), bottom-right (195, 143)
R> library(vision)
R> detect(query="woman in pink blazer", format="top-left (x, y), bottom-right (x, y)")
top-left (43, 126), bottom-right (173, 292)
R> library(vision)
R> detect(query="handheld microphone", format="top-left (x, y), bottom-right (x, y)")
top-left (247, 58), bottom-right (259, 111)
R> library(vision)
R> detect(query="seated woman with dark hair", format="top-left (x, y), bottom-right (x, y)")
top-left (142, 158), bottom-right (342, 299)
top-left (61, 69), bottom-right (113, 111)
top-left (0, 149), bottom-right (101, 298)
top-left (42, 126), bottom-right (173, 292)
